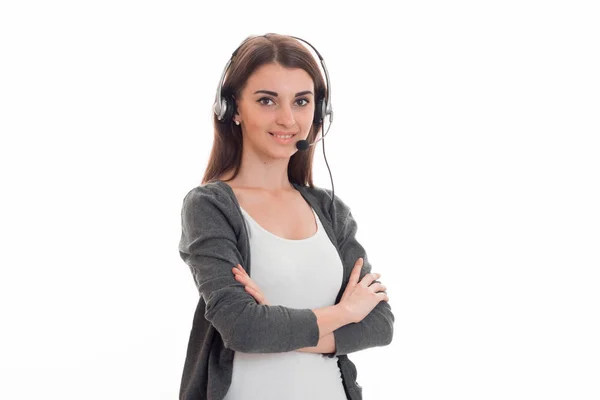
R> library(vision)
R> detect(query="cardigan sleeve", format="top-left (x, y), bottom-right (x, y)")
top-left (324, 194), bottom-right (395, 357)
top-left (178, 186), bottom-right (320, 353)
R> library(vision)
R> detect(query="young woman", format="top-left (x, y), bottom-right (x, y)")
top-left (178, 33), bottom-right (394, 400)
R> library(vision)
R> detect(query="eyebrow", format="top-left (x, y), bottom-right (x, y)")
top-left (253, 90), bottom-right (313, 97)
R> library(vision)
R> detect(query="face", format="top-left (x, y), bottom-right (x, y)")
top-left (234, 63), bottom-right (315, 159)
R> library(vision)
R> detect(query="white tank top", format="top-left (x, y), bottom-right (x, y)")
top-left (223, 205), bottom-right (348, 400)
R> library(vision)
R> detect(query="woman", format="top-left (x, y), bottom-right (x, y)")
top-left (178, 33), bottom-right (394, 400)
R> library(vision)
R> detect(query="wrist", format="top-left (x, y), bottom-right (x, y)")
top-left (335, 302), bottom-right (355, 325)
top-left (297, 332), bottom-right (336, 354)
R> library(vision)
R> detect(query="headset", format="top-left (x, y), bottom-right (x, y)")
top-left (212, 34), bottom-right (336, 212)
top-left (213, 34), bottom-right (333, 129)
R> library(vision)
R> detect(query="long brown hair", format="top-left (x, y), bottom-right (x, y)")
top-left (201, 33), bottom-right (328, 188)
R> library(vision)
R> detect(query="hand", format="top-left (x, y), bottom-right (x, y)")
top-left (339, 257), bottom-right (389, 324)
top-left (232, 264), bottom-right (271, 305)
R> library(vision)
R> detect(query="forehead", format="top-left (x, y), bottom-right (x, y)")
top-left (244, 63), bottom-right (314, 94)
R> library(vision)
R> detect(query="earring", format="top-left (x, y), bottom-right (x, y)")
top-left (234, 120), bottom-right (240, 125)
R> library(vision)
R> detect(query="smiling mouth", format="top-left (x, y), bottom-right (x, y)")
top-left (269, 132), bottom-right (297, 138)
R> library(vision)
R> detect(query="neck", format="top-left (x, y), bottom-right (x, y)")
top-left (228, 147), bottom-right (296, 192)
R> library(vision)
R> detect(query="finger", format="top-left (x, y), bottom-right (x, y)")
top-left (234, 273), bottom-right (252, 287)
top-left (245, 285), bottom-right (258, 300)
top-left (245, 286), bottom-right (265, 304)
top-left (368, 282), bottom-right (387, 293)
top-left (234, 273), bottom-right (248, 286)
top-left (376, 292), bottom-right (390, 302)
top-left (361, 272), bottom-right (382, 287)
top-left (350, 258), bottom-right (364, 285)
top-left (235, 274), bottom-right (261, 294)
top-left (237, 264), bottom-right (249, 277)
top-left (233, 265), bottom-right (247, 278)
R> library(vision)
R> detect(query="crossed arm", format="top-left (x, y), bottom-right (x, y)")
top-left (229, 193), bottom-right (395, 357)
top-left (180, 186), bottom-right (393, 356)
top-left (232, 263), bottom-right (336, 355)
top-left (297, 332), bottom-right (336, 354)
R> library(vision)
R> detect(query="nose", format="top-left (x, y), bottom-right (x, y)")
top-left (275, 103), bottom-right (296, 127)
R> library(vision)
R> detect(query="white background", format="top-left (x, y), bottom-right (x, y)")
top-left (1, 0), bottom-right (599, 399)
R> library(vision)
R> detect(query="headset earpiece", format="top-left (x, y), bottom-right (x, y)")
top-left (313, 98), bottom-right (324, 125)
top-left (223, 94), bottom-right (236, 123)
top-left (213, 96), bottom-right (226, 121)
top-left (214, 92), bottom-right (237, 123)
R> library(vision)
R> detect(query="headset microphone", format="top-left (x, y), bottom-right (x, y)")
top-left (295, 124), bottom-right (331, 151)
top-left (296, 140), bottom-right (310, 151)
top-left (295, 136), bottom-right (321, 151)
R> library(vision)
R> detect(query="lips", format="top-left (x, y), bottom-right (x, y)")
top-left (269, 132), bottom-right (297, 144)
top-left (269, 132), bottom-right (297, 137)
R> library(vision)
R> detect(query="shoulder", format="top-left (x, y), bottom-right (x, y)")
top-left (180, 181), bottom-right (238, 218)
top-left (182, 181), bottom-right (224, 201)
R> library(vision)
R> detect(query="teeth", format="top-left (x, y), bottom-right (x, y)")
top-left (273, 134), bottom-right (293, 139)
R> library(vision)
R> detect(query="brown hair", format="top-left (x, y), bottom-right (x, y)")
top-left (201, 33), bottom-right (328, 188)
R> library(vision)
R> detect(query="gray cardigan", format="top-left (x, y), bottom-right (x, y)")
top-left (178, 180), bottom-right (395, 400)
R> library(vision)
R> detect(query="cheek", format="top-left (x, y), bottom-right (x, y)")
top-left (246, 110), bottom-right (271, 127)
top-left (299, 109), bottom-right (315, 127)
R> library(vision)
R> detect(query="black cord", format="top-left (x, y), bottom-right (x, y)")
top-left (320, 116), bottom-right (335, 216)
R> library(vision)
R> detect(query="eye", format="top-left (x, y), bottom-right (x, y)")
top-left (257, 97), bottom-right (310, 107)
top-left (257, 97), bottom-right (274, 106)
